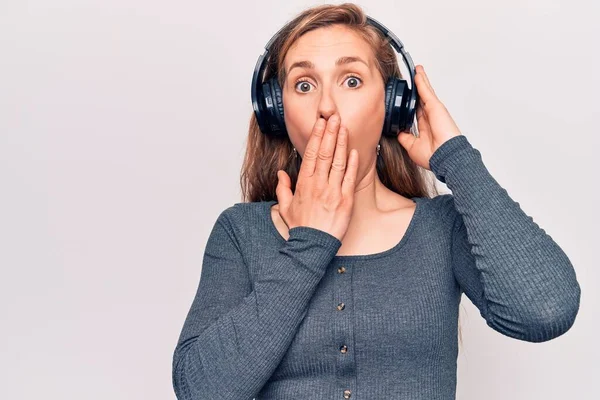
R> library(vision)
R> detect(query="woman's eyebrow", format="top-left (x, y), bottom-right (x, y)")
top-left (286, 56), bottom-right (370, 76)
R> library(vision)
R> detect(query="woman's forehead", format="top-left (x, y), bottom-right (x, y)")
top-left (284, 26), bottom-right (374, 71)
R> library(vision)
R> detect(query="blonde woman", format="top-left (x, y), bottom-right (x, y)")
top-left (172, 3), bottom-right (581, 399)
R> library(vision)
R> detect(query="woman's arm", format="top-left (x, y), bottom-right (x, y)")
top-left (172, 206), bottom-right (342, 400)
top-left (430, 135), bottom-right (581, 343)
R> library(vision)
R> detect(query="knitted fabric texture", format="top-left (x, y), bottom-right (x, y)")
top-left (172, 135), bottom-right (581, 400)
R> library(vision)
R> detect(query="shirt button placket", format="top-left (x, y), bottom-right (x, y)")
top-left (335, 264), bottom-right (355, 399)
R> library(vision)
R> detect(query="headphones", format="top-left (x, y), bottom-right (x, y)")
top-left (250, 15), bottom-right (419, 139)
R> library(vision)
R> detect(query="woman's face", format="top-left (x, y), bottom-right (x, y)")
top-left (281, 24), bottom-right (386, 173)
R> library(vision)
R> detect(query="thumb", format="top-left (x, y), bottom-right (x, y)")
top-left (397, 131), bottom-right (416, 151)
top-left (275, 170), bottom-right (292, 208)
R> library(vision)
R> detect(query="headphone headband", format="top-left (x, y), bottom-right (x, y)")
top-left (251, 15), bottom-right (419, 138)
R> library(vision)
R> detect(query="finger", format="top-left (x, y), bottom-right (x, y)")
top-left (416, 100), bottom-right (425, 120)
top-left (414, 101), bottom-right (431, 138)
top-left (341, 148), bottom-right (359, 200)
top-left (275, 170), bottom-right (292, 209)
top-left (298, 117), bottom-right (327, 179)
top-left (415, 67), bottom-right (437, 110)
top-left (417, 65), bottom-right (435, 95)
top-left (397, 129), bottom-right (418, 150)
top-left (328, 124), bottom-right (348, 188)
top-left (314, 114), bottom-right (341, 181)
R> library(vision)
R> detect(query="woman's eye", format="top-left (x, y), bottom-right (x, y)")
top-left (294, 75), bottom-right (363, 93)
top-left (343, 75), bottom-right (363, 88)
top-left (295, 80), bottom-right (313, 93)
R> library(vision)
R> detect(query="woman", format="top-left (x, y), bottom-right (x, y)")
top-left (172, 3), bottom-right (581, 399)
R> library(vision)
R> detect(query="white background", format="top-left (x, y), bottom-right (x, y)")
top-left (1, 0), bottom-right (598, 399)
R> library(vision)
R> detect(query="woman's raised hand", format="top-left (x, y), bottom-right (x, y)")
top-left (276, 114), bottom-right (359, 242)
top-left (397, 65), bottom-right (462, 170)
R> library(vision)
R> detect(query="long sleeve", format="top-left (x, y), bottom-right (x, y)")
top-left (429, 135), bottom-right (581, 343)
top-left (171, 206), bottom-right (342, 400)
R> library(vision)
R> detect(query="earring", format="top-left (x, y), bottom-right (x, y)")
top-left (376, 143), bottom-right (381, 156)
top-left (293, 147), bottom-right (297, 158)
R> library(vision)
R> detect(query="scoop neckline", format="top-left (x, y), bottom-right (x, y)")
top-left (263, 196), bottom-right (424, 262)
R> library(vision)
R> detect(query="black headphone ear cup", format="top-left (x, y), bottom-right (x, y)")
top-left (396, 79), bottom-right (412, 133)
top-left (383, 78), bottom-right (396, 136)
top-left (383, 78), bottom-right (412, 136)
top-left (266, 77), bottom-right (287, 137)
top-left (259, 77), bottom-right (286, 138)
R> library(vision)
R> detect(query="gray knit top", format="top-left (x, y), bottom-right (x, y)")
top-left (172, 135), bottom-right (581, 400)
